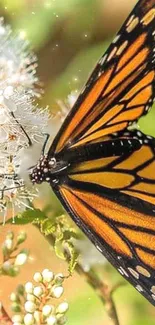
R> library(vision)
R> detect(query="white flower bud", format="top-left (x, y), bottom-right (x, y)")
top-left (24, 313), bottom-right (34, 325)
top-left (42, 269), bottom-right (49, 277)
top-left (34, 311), bottom-right (41, 323)
top-left (33, 272), bottom-right (43, 283)
top-left (4, 238), bottom-right (13, 250)
top-left (56, 302), bottom-right (69, 314)
top-left (26, 294), bottom-right (36, 302)
top-left (51, 286), bottom-right (64, 298)
top-left (33, 286), bottom-right (43, 297)
top-left (42, 269), bottom-right (54, 283)
top-left (2, 261), bottom-right (11, 271)
top-left (54, 273), bottom-right (64, 285)
top-left (10, 292), bottom-right (18, 302)
top-left (42, 305), bottom-right (53, 317)
top-left (47, 315), bottom-right (57, 325)
top-left (25, 282), bottom-right (34, 294)
top-left (24, 301), bottom-right (36, 313)
top-left (12, 315), bottom-right (23, 323)
top-left (13, 322), bottom-right (22, 325)
top-left (15, 253), bottom-right (27, 266)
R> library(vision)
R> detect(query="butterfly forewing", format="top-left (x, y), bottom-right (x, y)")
top-left (50, 0), bottom-right (155, 155)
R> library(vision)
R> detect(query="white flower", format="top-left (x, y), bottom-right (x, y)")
top-left (24, 301), bottom-right (36, 313)
top-left (12, 314), bottom-right (23, 323)
top-left (26, 294), bottom-right (36, 302)
top-left (15, 253), bottom-right (27, 266)
top-left (42, 269), bottom-right (54, 282)
top-left (3, 238), bottom-right (13, 250)
top-left (47, 315), bottom-right (57, 325)
top-left (0, 18), bottom-right (49, 222)
top-left (34, 311), bottom-right (40, 323)
top-left (43, 270), bottom-right (54, 283)
top-left (10, 292), bottom-right (18, 302)
top-left (24, 313), bottom-right (34, 325)
top-left (33, 286), bottom-right (43, 297)
top-left (56, 302), bottom-right (69, 314)
top-left (42, 305), bottom-right (54, 317)
top-left (33, 272), bottom-right (43, 283)
top-left (51, 286), bottom-right (64, 298)
top-left (25, 282), bottom-right (34, 294)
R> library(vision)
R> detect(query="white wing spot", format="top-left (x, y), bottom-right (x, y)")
top-left (128, 267), bottom-right (139, 279)
top-left (136, 285), bottom-right (143, 292)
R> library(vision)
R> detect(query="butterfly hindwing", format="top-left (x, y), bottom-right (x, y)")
top-left (52, 131), bottom-right (155, 305)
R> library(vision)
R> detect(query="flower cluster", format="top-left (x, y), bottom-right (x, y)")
top-left (11, 269), bottom-right (69, 325)
top-left (0, 18), bottom-right (49, 221)
top-left (1, 230), bottom-right (28, 277)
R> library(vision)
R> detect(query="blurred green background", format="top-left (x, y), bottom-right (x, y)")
top-left (1, 0), bottom-right (155, 324)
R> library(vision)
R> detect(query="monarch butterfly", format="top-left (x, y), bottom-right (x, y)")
top-left (30, 0), bottom-right (155, 305)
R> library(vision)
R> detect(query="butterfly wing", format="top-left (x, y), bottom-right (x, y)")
top-left (50, 0), bottom-right (155, 155)
top-left (49, 0), bottom-right (155, 305)
top-left (52, 131), bottom-right (155, 305)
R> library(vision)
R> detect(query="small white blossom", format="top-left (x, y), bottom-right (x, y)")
top-left (56, 302), bottom-right (69, 314)
top-left (3, 238), bottom-right (13, 250)
top-left (51, 286), bottom-right (64, 298)
top-left (47, 315), bottom-right (57, 325)
top-left (43, 270), bottom-right (54, 283)
top-left (15, 253), bottom-right (27, 266)
top-left (10, 292), bottom-right (18, 302)
top-left (33, 272), bottom-right (43, 283)
top-left (33, 286), bottom-right (43, 297)
top-left (25, 282), bottom-right (34, 294)
top-left (24, 301), bottom-right (36, 313)
top-left (11, 269), bottom-right (68, 325)
top-left (34, 311), bottom-right (41, 323)
top-left (2, 260), bottom-right (11, 271)
top-left (12, 314), bottom-right (23, 323)
top-left (42, 305), bottom-right (54, 317)
top-left (13, 322), bottom-right (22, 325)
top-left (24, 313), bottom-right (34, 325)
top-left (26, 294), bottom-right (36, 302)
top-left (42, 268), bottom-right (50, 277)
top-left (0, 18), bottom-right (49, 222)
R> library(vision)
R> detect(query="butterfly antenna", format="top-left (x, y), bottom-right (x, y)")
top-left (41, 133), bottom-right (50, 155)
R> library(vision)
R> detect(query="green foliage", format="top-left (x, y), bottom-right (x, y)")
top-left (38, 213), bottom-right (80, 274)
top-left (5, 209), bottom-right (46, 225)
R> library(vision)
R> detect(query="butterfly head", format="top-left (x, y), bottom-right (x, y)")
top-left (29, 155), bottom-right (56, 184)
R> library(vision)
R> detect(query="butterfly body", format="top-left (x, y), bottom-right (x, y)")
top-left (30, 0), bottom-right (155, 306)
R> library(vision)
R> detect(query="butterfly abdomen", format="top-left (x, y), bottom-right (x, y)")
top-left (58, 137), bottom-right (142, 166)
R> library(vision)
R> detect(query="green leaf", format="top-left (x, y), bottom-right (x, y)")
top-left (4, 209), bottom-right (46, 225)
top-left (54, 239), bottom-right (66, 260)
top-left (40, 218), bottom-right (56, 235)
top-left (65, 241), bottom-right (79, 274)
top-left (63, 230), bottom-right (79, 241)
